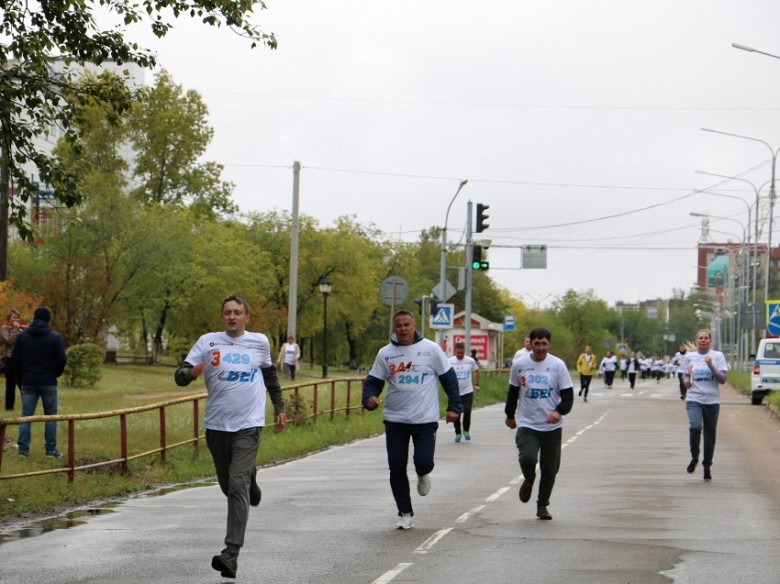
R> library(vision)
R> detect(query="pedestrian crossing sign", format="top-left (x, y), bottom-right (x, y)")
top-left (430, 303), bottom-right (454, 329)
top-left (767, 300), bottom-right (780, 336)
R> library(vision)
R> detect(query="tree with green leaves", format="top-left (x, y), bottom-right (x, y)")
top-left (128, 70), bottom-right (236, 217)
top-left (0, 0), bottom-right (276, 277)
top-left (550, 289), bottom-right (612, 364)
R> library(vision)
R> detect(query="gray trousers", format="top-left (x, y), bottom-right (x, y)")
top-left (206, 427), bottom-right (262, 552)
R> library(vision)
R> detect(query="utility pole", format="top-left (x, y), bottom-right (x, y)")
top-left (465, 201), bottom-right (473, 352)
top-left (286, 161), bottom-right (300, 341)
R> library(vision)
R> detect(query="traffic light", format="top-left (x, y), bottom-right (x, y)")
top-left (476, 203), bottom-right (490, 233)
top-left (414, 298), bottom-right (440, 317)
top-left (472, 245), bottom-right (489, 271)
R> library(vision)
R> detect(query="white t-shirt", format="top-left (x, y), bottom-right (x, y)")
top-left (601, 355), bottom-right (617, 372)
top-left (184, 331), bottom-right (273, 432)
top-left (368, 338), bottom-right (453, 424)
top-left (682, 349), bottom-right (728, 405)
top-left (674, 351), bottom-right (687, 373)
top-left (513, 347), bottom-right (531, 361)
top-left (448, 355), bottom-right (479, 396)
top-left (509, 352), bottom-right (573, 431)
top-left (282, 342), bottom-right (298, 365)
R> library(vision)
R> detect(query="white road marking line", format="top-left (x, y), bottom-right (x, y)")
top-left (456, 505), bottom-right (486, 523)
top-left (565, 411), bottom-right (610, 448)
top-left (486, 486), bottom-right (510, 501)
top-left (372, 562), bottom-right (414, 584)
top-left (414, 528), bottom-right (453, 554)
top-left (394, 409), bottom-right (614, 575)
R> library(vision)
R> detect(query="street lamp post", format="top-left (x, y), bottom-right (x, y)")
top-left (732, 42), bottom-right (780, 60)
top-left (690, 212), bottom-right (748, 365)
top-left (439, 180), bottom-right (469, 300)
top-left (701, 128), bottom-right (780, 308)
top-left (437, 180), bottom-right (468, 346)
top-left (695, 170), bottom-right (770, 355)
top-left (319, 278), bottom-right (332, 379)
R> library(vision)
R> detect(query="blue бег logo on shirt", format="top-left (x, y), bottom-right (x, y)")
top-left (218, 369), bottom-right (258, 383)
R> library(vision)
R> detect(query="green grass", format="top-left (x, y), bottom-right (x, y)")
top-left (728, 369), bottom-right (780, 407)
top-left (0, 365), bottom-right (510, 525)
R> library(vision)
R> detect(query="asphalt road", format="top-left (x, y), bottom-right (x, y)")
top-left (1, 375), bottom-right (779, 584)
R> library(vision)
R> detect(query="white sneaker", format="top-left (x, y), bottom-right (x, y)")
top-left (396, 513), bottom-right (414, 529)
top-left (417, 474), bottom-right (431, 496)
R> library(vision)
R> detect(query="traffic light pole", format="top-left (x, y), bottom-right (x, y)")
top-left (465, 201), bottom-right (473, 354)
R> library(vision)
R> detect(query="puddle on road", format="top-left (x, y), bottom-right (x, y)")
top-left (0, 506), bottom-right (117, 544)
top-left (0, 481), bottom-right (216, 545)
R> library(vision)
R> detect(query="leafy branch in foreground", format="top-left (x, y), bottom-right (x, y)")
top-left (0, 0), bottom-right (275, 238)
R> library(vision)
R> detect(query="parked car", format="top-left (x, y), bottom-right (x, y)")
top-left (750, 338), bottom-right (780, 405)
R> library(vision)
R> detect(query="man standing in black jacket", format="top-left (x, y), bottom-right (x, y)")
top-left (12, 307), bottom-right (67, 458)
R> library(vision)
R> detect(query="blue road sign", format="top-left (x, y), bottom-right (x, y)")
top-left (767, 300), bottom-right (780, 336)
top-left (430, 303), bottom-right (454, 329)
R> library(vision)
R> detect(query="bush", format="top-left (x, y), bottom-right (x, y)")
top-left (166, 336), bottom-right (194, 364)
top-left (286, 392), bottom-right (313, 426)
top-left (64, 343), bottom-right (104, 387)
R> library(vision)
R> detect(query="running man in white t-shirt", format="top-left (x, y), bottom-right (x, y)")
top-left (363, 310), bottom-right (462, 530)
top-left (505, 327), bottom-right (574, 521)
top-left (513, 335), bottom-right (531, 361)
top-left (448, 342), bottom-right (479, 443)
top-left (175, 295), bottom-right (287, 579)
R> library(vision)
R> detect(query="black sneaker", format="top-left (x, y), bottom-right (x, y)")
top-left (250, 473), bottom-right (262, 507)
top-left (18, 449), bottom-right (29, 458)
top-left (686, 459), bottom-right (697, 474)
top-left (211, 548), bottom-right (238, 579)
top-left (519, 479), bottom-right (533, 503)
top-left (45, 450), bottom-right (63, 458)
top-left (703, 468), bottom-right (712, 481)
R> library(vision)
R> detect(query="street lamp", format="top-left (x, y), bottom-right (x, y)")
top-left (732, 42), bottom-right (780, 60)
top-left (437, 180), bottom-right (468, 345)
top-left (319, 278), bottom-right (332, 378)
top-left (439, 180), bottom-right (469, 300)
top-left (690, 212), bottom-right (748, 365)
top-left (695, 170), bottom-right (771, 355)
top-left (701, 128), bottom-right (780, 306)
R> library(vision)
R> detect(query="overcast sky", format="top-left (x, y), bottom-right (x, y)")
top-left (126, 0), bottom-right (780, 308)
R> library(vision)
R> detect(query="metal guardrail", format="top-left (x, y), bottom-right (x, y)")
top-left (0, 376), bottom-right (365, 482)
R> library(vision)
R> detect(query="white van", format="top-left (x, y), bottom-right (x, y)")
top-left (751, 338), bottom-right (780, 405)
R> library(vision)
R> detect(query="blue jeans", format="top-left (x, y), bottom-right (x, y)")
top-left (384, 420), bottom-right (438, 516)
top-left (18, 385), bottom-right (59, 453)
top-left (686, 401), bottom-right (720, 467)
